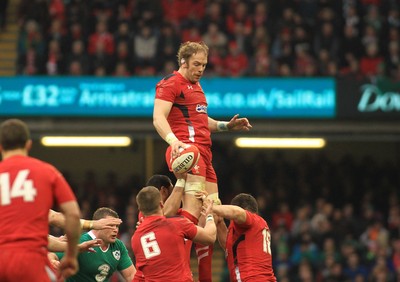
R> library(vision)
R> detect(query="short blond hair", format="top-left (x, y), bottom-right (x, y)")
top-left (177, 41), bottom-right (209, 66)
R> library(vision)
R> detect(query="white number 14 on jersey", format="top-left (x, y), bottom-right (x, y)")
top-left (0, 170), bottom-right (37, 206)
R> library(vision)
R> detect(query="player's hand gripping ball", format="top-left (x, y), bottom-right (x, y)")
top-left (171, 145), bottom-right (200, 174)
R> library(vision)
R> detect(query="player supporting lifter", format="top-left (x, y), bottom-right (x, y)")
top-left (153, 41), bottom-right (252, 281)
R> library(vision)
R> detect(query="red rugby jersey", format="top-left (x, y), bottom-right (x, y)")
top-left (155, 71), bottom-right (211, 147)
top-left (225, 211), bottom-right (277, 282)
top-left (0, 155), bottom-right (76, 251)
top-left (131, 215), bottom-right (197, 282)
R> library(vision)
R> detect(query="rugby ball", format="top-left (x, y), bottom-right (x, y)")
top-left (171, 145), bottom-right (200, 174)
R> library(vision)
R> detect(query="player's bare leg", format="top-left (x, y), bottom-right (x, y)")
top-left (182, 173), bottom-right (205, 218)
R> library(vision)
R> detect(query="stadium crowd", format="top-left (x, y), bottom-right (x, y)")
top-left (15, 0), bottom-right (400, 81)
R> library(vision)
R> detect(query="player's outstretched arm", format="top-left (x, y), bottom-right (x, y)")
top-left (49, 209), bottom-right (122, 230)
top-left (163, 173), bottom-right (187, 216)
top-left (212, 204), bottom-right (247, 224)
top-left (193, 200), bottom-right (217, 245)
top-left (48, 235), bottom-right (101, 253)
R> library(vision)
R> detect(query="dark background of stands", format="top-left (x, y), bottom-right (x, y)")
top-left (3, 0), bottom-right (400, 281)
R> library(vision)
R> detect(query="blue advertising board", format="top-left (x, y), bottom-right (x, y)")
top-left (0, 77), bottom-right (335, 119)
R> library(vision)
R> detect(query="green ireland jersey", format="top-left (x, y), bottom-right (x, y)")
top-left (57, 231), bottom-right (133, 282)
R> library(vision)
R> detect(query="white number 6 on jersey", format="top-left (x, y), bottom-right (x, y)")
top-left (140, 232), bottom-right (161, 259)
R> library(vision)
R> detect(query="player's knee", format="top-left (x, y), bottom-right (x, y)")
top-left (184, 181), bottom-right (205, 195)
top-left (207, 192), bottom-right (221, 205)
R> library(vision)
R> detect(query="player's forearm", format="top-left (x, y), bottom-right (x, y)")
top-left (153, 99), bottom-right (176, 143)
top-left (212, 205), bottom-right (246, 224)
top-left (216, 219), bottom-right (227, 249)
top-left (49, 209), bottom-right (66, 228)
top-left (163, 184), bottom-right (184, 217)
top-left (48, 235), bottom-right (67, 252)
top-left (61, 202), bottom-right (81, 257)
top-left (199, 214), bottom-right (217, 245)
top-left (208, 117), bottom-right (229, 133)
top-left (153, 115), bottom-right (176, 143)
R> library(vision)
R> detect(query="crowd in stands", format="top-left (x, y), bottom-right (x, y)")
top-left (49, 141), bottom-right (400, 282)
top-left (15, 0), bottom-right (400, 80)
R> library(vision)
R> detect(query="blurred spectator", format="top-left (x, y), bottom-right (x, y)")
top-left (223, 40), bottom-right (249, 77)
top-left (290, 232), bottom-right (320, 267)
top-left (17, 20), bottom-right (45, 57)
top-left (114, 41), bottom-right (133, 72)
top-left (272, 202), bottom-right (294, 231)
top-left (225, 1), bottom-right (253, 36)
top-left (88, 20), bottom-right (115, 55)
top-left (359, 42), bottom-right (384, 77)
top-left (65, 0), bottom-right (88, 27)
top-left (90, 40), bottom-right (113, 74)
top-left (161, 0), bottom-right (204, 28)
top-left (314, 22), bottom-right (339, 60)
top-left (252, 1), bottom-right (274, 32)
top-left (17, 45), bottom-right (44, 75)
top-left (156, 22), bottom-right (180, 71)
top-left (66, 40), bottom-right (90, 74)
top-left (68, 60), bottom-right (83, 76)
top-left (45, 39), bottom-right (64, 75)
top-left (244, 25), bottom-right (270, 57)
top-left (201, 1), bottom-right (225, 33)
top-left (181, 24), bottom-right (202, 43)
top-left (114, 21), bottom-right (132, 47)
top-left (65, 22), bottom-right (87, 49)
top-left (385, 41), bottom-right (400, 78)
top-left (46, 19), bottom-right (67, 52)
top-left (339, 25), bottom-right (363, 65)
top-left (205, 46), bottom-right (224, 77)
top-left (113, 61), bottom-right (130, 76)
top-left (360, 219), bottom-right (390, 262)
top-left (131, 0), bottom-right (163, 29)
top-left (49, 0), bottom-right (65, 23)
top-left (133, 24), bottom-right (158, 66)
top-left (343, 252), bottom-right (369, 280)
top-left (202, 22), bottom-right (228, 54)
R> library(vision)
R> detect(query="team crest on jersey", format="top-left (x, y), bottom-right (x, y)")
top-left (196, 104), bottom-right (207, 113)
top-left (191, 164), bottom-right (200, 175)
top-left (113, 250), bottom-right (121, 260)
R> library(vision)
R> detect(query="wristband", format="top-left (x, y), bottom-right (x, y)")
top-left (165, 133), bottom-right (178, 145)
top-left (80, 219), bottom-right (91, 230)
top-left (217, 121), bottom-right (229, 132)
top-left (175, 178), bottom-right (186, 188)
top-left (206, 214), bottom-right (214, 222)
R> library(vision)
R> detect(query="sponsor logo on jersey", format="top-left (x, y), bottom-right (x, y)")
top-left (113, 250), bottom-right (121, 260)
top-left (187, 85), bottom-right (193, 90)
top-left (196, 104), bottom-right (207, 113)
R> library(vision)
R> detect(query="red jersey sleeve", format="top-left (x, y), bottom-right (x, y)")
top-left (155, 74), bottom-right (179, 103)
top-left (174, 217), bottom-right (198, 240)
top-left (233, 210), bottom-right (255, 231)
